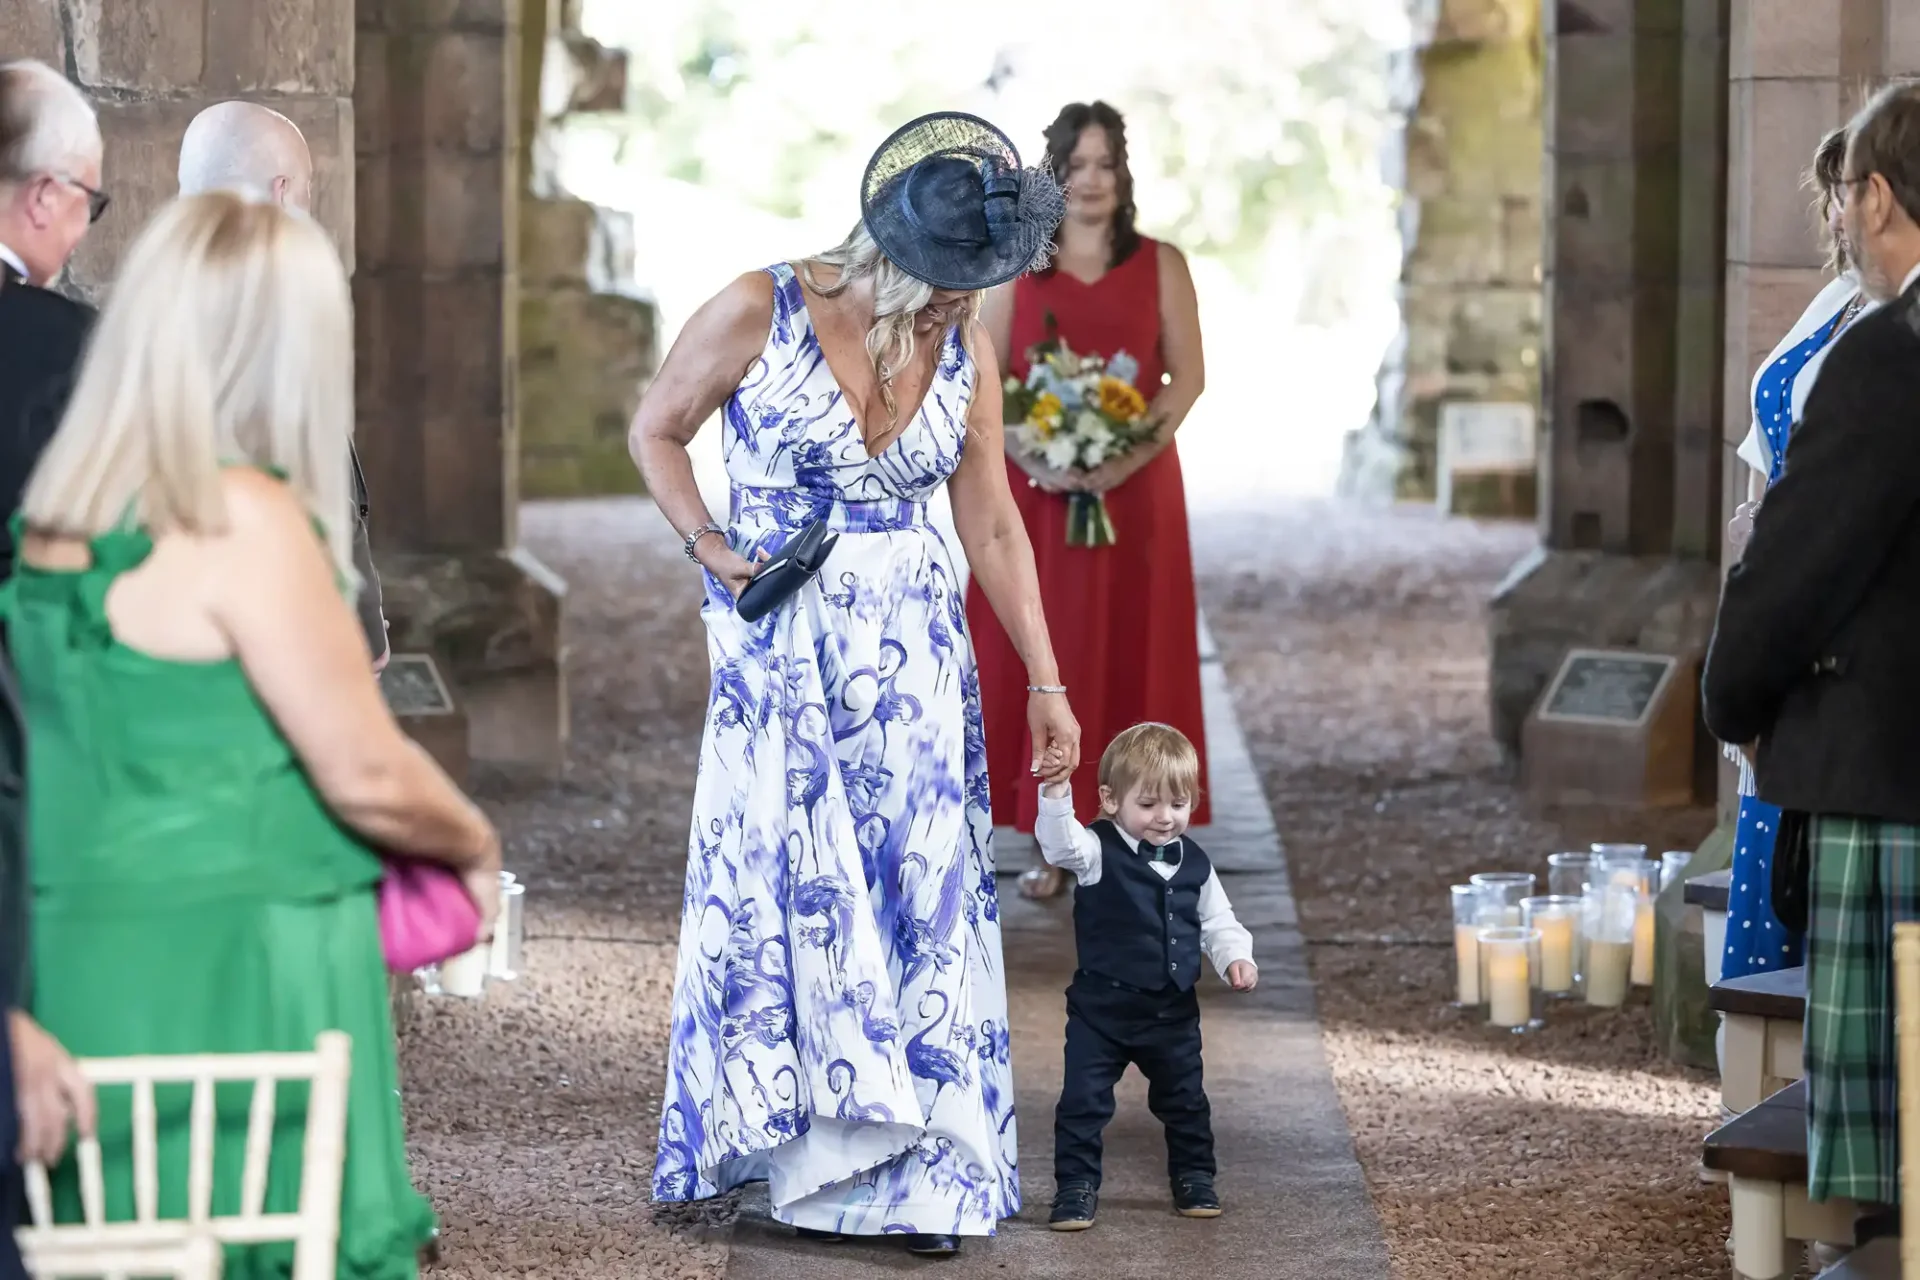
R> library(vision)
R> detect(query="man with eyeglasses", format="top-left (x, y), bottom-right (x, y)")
top-left (0, 59), bottom-right (103, 580)
top-left (0, 58), bottom-right (100, 1280)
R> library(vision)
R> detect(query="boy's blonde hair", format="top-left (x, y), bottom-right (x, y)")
top-left (1098, 723), bottom-right (1200, 803)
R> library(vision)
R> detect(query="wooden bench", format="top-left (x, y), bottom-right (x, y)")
top-left (1813, 1236), bottom-right (1899, 1279)
top-left (1703, 1079), bottom-right (1858, 1280)
top-left (1711, 966), bottom-right (1806, 1113)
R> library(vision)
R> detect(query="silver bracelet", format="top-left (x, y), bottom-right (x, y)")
top-left (683, 522), bottom-right (725, 562)
top-left (1027, 684), bottom-right (1067, 695)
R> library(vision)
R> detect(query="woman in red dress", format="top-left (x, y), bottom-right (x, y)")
top-left (965, 100), bottom-right (1209, 898)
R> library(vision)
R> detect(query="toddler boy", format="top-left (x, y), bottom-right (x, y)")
top-left (1036, 722), bottom-right (1256, 1231)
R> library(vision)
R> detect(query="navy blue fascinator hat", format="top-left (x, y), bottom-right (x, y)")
top-left (860, 111), bottom-right (1067, 292)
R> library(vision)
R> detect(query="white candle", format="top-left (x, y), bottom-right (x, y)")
top-left (1454, 924), bottom-right (1482, 1004)
top-left (1487, 946), bottom-right (1531, 1028)
top-left (1585, 939), bottom-right (1633, 1007)
top-left (1537, 913), bottom-right (1576, 993)
top-left (1631, 898), bottom-right (1656, 985)
top-left (438, 943), bottom-right (490, 998)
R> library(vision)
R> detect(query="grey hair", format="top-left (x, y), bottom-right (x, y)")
top-left (0, 60), bottom-right (100, 186)
top-left (801, 221), bottom-right (980, 424)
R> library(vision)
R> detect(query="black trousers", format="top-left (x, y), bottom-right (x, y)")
top-left (0, 1013), bottom-right (27, 1280)
top-left (1053, 971), bottom-right (1214, 1189)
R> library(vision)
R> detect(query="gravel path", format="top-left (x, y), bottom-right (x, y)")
top-left (396, 498), bottom-right (730, 1279)
top-left (394, 495), bottom-right (1735, 1279)
top-left (1192, 500), bottom-right (1731, 1280)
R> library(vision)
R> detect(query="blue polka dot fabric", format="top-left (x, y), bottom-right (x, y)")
top-left (1723, 302), bottom-right (1853, 980)
top-left (1725, 797), bottom-right (1803, 979)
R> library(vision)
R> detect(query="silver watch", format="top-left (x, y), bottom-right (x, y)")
top-left (684, 522), bottom-right (725, 561)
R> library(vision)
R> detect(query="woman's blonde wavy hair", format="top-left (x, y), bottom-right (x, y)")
top-left (801, 221), bottom-right (981, 430)
top-left (22, 191), bottom-right (359, 591)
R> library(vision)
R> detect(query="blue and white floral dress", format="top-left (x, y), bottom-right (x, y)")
top-left (652, 264), bottom-right (1018, 1236)
top-left (1722, 274), bottom-right (1868, 981)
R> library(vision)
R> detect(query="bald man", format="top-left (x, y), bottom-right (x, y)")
top-left (178, 101), bottom-right (389, 672)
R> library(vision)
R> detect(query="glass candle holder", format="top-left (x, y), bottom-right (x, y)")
top-left (1591, 842), bottom-right (1649, 863)
top-left (437, 942), bottom-right (491, 998)
top-left (1468, 872), bottom-right (1537, 927)
top-left (1452, 884), bottom-right (1487, 1006)
top-left (490, 872), bottom-right (526, 981)
top-left (1478, 926), bottom-right (1543, 1031)
top-left (1593, 853), bottom-right (1657, 896)
top-left (1660, 850), bottom-right (1693, 893)
top-left (1547, 851), bottom-right (1594, 898)
top-left (1580, 884), bottom-right (1638, 1008)
top-left (1523, 895), bottom-right (1580, 997)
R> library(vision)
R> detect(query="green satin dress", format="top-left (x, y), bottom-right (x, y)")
top-left (2, 517), bottom-right (435, 1278)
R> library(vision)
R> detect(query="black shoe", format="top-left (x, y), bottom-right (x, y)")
top-left (1855, 1206), bottom-right (1901, 1245)
top-left (795, 1226), bottom-right (844, 1243)
top-left (904, 1233), bottom-right (961, 1256)
top-left (1049, 1182), bottom-right (1099, 1231)
top-left (1172, 1174), bottom-right (1222, 1218)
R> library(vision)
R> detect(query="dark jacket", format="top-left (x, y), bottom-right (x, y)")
top-left (1702, 276), bottom-right (1920, 823)
top-left (348, 448), bottom-right (387, 663)
top-left (0, 263), bottom-right (95, 585)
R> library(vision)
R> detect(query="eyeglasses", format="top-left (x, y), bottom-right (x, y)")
top-left (52, 173), bottom-right (110, 224)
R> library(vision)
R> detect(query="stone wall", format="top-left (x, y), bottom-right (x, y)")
top-left (1341, 0), bottom-right (1544, 509)
top-left (4, 0), bottom-right (355, 294)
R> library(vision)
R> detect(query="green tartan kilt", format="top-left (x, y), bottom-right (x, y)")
top-left (1805, 814), bottom-right (1920, 1204)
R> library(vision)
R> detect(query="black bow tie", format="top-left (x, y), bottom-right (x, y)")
top-left (0, 261), bottom-right (20, 286)
top-left (1138, 839), bottom-right (1180, 865)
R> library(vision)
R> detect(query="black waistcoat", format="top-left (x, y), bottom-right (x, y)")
top-left (1071, 819), bottom-right (1212, 993)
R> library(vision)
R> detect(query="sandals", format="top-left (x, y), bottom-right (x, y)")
top-left (1018, 865), bottom-right (1068, 900)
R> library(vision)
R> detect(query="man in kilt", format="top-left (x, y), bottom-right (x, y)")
top-left (1704, 80), bottom-right (1920, 1225)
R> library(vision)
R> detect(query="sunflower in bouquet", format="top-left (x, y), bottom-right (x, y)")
top-left (1002, 336), bottom-right (1157, 547)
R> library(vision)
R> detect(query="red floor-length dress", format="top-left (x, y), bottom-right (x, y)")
top-left (965, 238), bottom-right (1210, 831)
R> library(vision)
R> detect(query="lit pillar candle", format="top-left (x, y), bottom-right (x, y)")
top-left (1454, 924), bottom-right (1481, 1005)
top-left (1487, 944), bottom-right (1531, 1028)
top-left (1537, 912), bottom-right (1576, 993)
top-left (1585, 939), bottom-right (1633, 1007)
top-left (1631, 896), bottom-right (1656, 985)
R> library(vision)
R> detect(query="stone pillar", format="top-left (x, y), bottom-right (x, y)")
top-left (515, 0), bottom-right (658, 500)
top-left (1339, 0), bottom-right (1544, 511)
top-left (1712, 0), bottom-right (1920, 814)
top-left (1486, 0), bottom-right (1729, 792)
top-left (7, 0), bottom-right (354, 294)
top-left (356, 0), bottom-right (568, 770)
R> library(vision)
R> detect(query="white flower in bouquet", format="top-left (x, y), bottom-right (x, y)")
top-left (1041, 434), bottom-right (1080, 471)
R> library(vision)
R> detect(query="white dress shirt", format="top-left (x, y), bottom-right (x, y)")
top-left (1034, 790), bottom-right (1256, 980)
top-left (0, 241), bottom-right (27, 282)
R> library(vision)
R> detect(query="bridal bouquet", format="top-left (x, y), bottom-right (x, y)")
top-left (1002, 337), bottom-right (1157, 547)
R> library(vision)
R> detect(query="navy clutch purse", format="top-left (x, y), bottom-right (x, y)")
top-left (735, 518), bottom-right (839, 623)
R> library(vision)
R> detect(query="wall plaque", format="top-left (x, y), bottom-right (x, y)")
top-left (380, 653), bottom-right (468, 786)
top-left (1537, 650), bottom-right (1677, 728)
top-left (380, 654), bottom-right (456, 716)
top-left (1521, 647), bottom-right (1698, 808)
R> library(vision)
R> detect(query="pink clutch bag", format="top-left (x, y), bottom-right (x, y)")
top-left (378, 858), bottom-right (482, 974)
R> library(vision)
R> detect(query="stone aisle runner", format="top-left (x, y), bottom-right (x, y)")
top-left (723, 612), bottom-right (1390, 1279)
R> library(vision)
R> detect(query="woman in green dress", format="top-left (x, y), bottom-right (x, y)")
top-left (2, 192), bottom-right (501, 1278)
